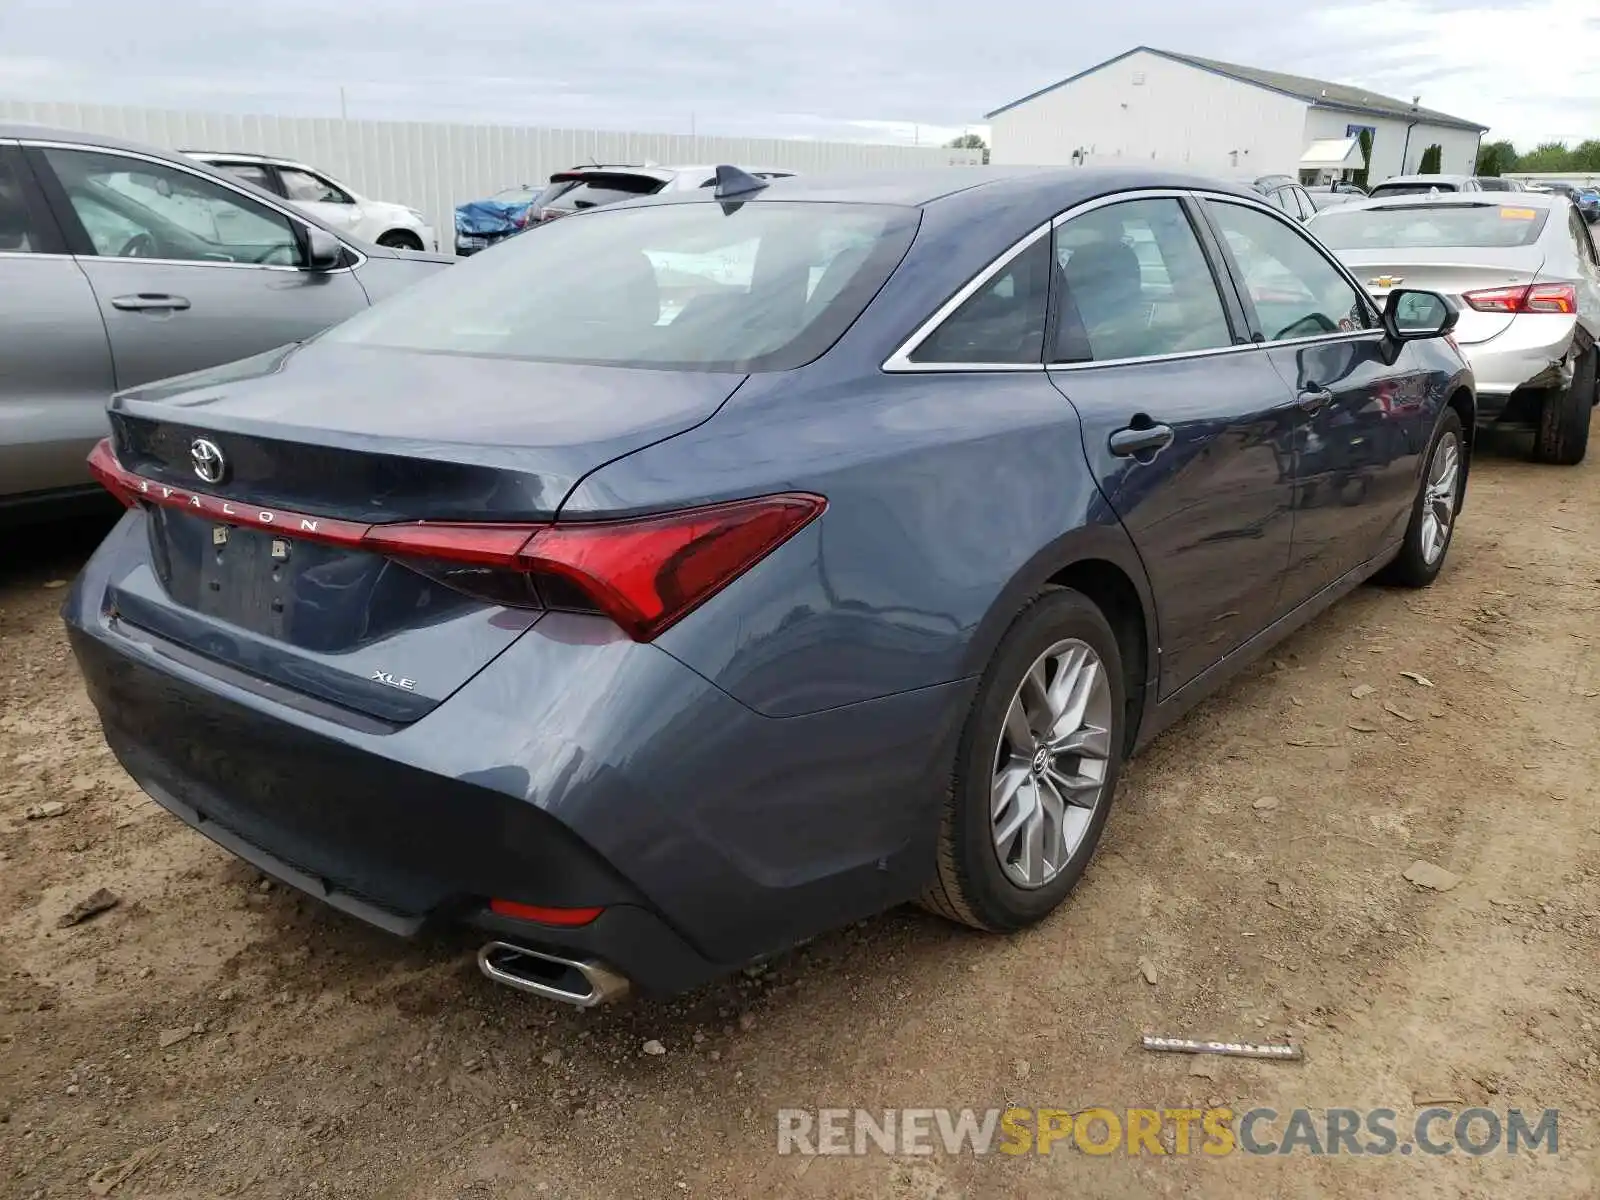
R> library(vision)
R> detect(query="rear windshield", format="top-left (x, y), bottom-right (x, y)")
top-left (1368, 183), bottom-right (1460, 197)
top-left (543, 173), bottom-right (664, 212)
top-left (1311, 203), bottom-right (1550, 250)
top-left (326, 200), bottom-right (920, 371)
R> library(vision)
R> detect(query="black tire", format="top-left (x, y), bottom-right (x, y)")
top-left (1533, 347), bottom-right (1595, 465)
top-left (377, 230), bottom-right (424, 251)
top-left (1380, 408), bottom-right (1465, 588)
top-left (921, 588), bottom-right (1126, 932)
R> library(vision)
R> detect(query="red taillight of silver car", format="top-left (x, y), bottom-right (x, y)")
top-left (1461, 283), bottom-right (1577, 315)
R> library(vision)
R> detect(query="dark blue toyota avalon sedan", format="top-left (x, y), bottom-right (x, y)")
top-left (65, 166), bottom-right (1473, 1005)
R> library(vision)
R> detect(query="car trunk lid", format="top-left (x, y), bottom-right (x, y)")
top-left (100, 342), bottom-right (745, 722)
top-left (1337, 247), bottom-right (1546, 344)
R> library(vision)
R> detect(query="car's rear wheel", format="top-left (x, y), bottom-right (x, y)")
top-left (377, 230), bottom-right (424, 251)
top-left (1533, 346), bottom-right (1595, 465)
top-left (1380, 409), bottom-right (1464, 588)
top-left (922, 588), bottom-right (1125, 932)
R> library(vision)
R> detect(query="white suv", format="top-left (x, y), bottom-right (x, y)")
top-left (185, 152), bottom-right (436, 251)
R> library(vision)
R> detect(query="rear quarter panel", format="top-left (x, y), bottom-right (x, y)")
top-left (563, 359), bottom-right (1151, 720)
top-left (351, 253), bottom-right (452, 306)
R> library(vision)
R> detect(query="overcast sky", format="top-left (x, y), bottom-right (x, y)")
top-left (1, 0), bottom-right (1594, 149)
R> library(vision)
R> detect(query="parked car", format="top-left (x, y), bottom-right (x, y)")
top-left (0, 124), bottom-right (452, 521)
top-left (187, 152), bottom-right (437, 251)
top-left (1309, 191), bottom-right (1600, 463)
top-left (1306, 187), bottom-right (1362, 212)
top-left (1555, 184), bottom-right (1600, 223)
top-left (67, 166), bottom-right (1471, 1006)
top-left (1368, 174), bottom-right (1482, 198)
top-left (1252, 176), bottom-right (1317, 221)
top-left (454, 163), bottom-right (797, 255)
top-left (1472, 177), bottom-right (1526, 193)
top-left (453, 183), bottom-right (556, 256)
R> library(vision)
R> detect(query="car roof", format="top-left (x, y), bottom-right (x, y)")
top-left (1372, 174), bottom-right (1474, 187)
top-left (0, 125), bottom-right (313, 175)
top-left (1325, 190), bottom-right (1564, 212)
top-left (1, 121), bottom-right (164, 151)
top-left (183, 150), bottom-right (311, 170)
top-left (638, 166), bottom-right (1258, 209)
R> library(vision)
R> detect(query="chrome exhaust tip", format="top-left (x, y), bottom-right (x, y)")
top-left (476, 941), bottom-right (631, 1008)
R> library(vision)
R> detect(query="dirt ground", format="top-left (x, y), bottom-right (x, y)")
top-left (3, 424), bottom-right (1598, 1200)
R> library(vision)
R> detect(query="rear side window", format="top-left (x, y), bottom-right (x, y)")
top-left (326, 200), bottom-right (918, 372)
top-left (544, 173), bottom-right (663, 212)
top-left (1312, 203), bottom-right (1550, 250)
top-left (1052, 197), bottom-right (1235, 363)
top-left (910, 235), bottom-right (1051, 364)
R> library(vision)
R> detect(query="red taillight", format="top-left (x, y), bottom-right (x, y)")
top-left (517, 495), bottom-right (826, 641)
top-left (84, 439), bottom-right (824, 643)
top-left (488, 899), bottom-right (605, 927)
top-left (1462, 283), bottom-right (1577, 315)
top-left (360, 522), bottom-right (541, 568)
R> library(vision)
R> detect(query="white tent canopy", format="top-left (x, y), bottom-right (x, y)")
top-left (1300, 138), bottom-right (1363, 170)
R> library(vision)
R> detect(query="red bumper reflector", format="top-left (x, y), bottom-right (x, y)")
top-left (488, 899), bottom-right (605, 927)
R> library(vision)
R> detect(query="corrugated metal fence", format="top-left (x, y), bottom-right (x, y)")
top-left (1, 100), bottom-right (982, 245)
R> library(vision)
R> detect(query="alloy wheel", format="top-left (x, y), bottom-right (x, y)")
top-left (990, 638), bottom-right (1114, 890)
top-left (1421, 430), bottom-right (1461, 565)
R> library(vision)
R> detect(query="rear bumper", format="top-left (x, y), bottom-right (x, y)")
top-left (64, 514), bottom-right (960, 996)
top-left (1460, 315), bottom-right (1576, 401)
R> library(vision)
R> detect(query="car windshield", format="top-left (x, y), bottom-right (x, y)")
top-left (327, 200), bottom-right (920, 371)
top-left (1311, 202), bottom-right (1550, 249)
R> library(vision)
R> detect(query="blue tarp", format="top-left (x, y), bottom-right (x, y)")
top-left (454, 198), bottom-right (534, 236)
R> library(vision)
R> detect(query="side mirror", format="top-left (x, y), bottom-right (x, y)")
top-left (304, 226), bottom-right (344, 271)
top-left (1383, 288), bottom-right (1459, 342)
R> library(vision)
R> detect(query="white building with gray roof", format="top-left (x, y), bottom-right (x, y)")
top-left (987, 46), bottom-right (1488, 185)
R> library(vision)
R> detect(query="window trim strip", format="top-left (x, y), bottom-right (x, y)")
top-left (881, 221), bottom-right (1053, 373)
top-left (882, 184), bottom-right (1394, 375)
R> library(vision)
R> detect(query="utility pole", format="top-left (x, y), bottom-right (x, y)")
top-left (339, 86), bottom-right (348, 122)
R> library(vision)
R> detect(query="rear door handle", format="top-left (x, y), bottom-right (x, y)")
top-left (1297, 386), bottom-right (1334, 413)
top-left (110, 293), bottom-right (191, 312)
top-left (1108, 422), bottom-right (1175, 458)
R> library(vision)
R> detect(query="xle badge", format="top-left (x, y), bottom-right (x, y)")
top-left (372, 671), bottom-right (418, 692)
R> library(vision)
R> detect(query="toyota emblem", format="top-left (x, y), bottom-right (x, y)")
top-left (190, 438), bottom-right (227, 485)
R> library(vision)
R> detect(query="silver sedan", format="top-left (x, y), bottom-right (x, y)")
top-left (1309, 191), bottom-right (1600, 463)
top-left (1, 124), bottom-right (451, 521)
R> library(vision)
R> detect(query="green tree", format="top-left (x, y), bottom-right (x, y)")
top-left (1517, 141), bottom-right (1572, 172)
top-left (946, 132), bottom-right (990, 164)
top-left (1476, 140), bottom-right (1518, 176)
top-left (1354, 128), bottom-right (1374, 188)
top-left (1418, 144), bottom-right (1443, 174)
top-left (1571, 140), bottom-right (1600, 172)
